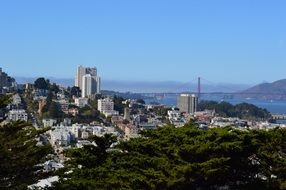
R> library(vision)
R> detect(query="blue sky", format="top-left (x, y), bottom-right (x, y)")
top-left (0, 0), bottom-right (285, 84)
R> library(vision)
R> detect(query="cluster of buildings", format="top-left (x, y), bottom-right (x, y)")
top-left (48, 123), bottom-right (119, 148)
top-left (111, 104), bottom-right (162, 140)
top-left (168, 109), bottom-right (186, 127)
top-left (175, 93), bottom-right (286, 131)
top-left (75, 65), bottom-right (101, 98)
top-left (4, 65), bottom-right (285, 190)
top-left (7, 94), bottom-right (28, 122)
top-left (32, 85), bottom-right (80, 117)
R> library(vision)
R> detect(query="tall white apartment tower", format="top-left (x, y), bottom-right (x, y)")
top-left (96, 76), bottom-right (101, 94)
top-left (75, 65), bottom-right (86, 90)
top-left (75, 66), bottom-right (101, 97)
top-left (86, 67), bottom-right (97, 77)
top-left (82, 74), bottom-right (92, 98)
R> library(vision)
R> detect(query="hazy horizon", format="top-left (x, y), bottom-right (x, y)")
top-left (15, 76), bottom-right (253, 93)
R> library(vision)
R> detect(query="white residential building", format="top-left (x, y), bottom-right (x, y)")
top-left (28, 176), bottom-right (59, 190)
top-left (98, 98), bottom-right (119, 117)
top-left (168, 110), bottom-right (181, 121)
top-left (8, 109), bottom-right (28, 122)
top-left (50, 127), bottom-right (73, 147)
top-left (82, 74), bottom-right (96, 98)
top-left (125, 125), bottom-right (139, 140)
top-left (167, 109), bottom-right (186, 127)
top-left (42, 119), bottom-right (57, 127)
top-left (74, 97), bottom-right (89, 108)
top-left (75, 65), bottom-right (88, 90)
top-left (71, 124), bottom-right (81, 139)
top-left (98, 98), bottom-right (114, 112)
top-left (76, 140), bottom-right (93, 148)
top-left (81, 131), bottom-right (90, 139)
top-left (92, 126), bottom-right (119, 137)
top-left (12, 94), bottom-right (22, 105)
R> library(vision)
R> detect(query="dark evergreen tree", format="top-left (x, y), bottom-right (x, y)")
top-left (34, 77), bottom-right (49, 90)
top-left (0, 96), bottom-right (52, 189)
top-left (198, 100), bottom-right (271, 120)
top-left (52, 125), bottom-right (286, 190)
top-left (70, 86), bottom-right (81, 97)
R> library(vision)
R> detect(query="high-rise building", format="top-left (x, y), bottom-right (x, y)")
top-left (82, 74), bottom-right (97, 98)
top-left (177, 94), bottom-right (198, 114)
top-left (86, 67), bottom-right (97, 77)
top-left (75, 65), bottom-right (86, 90)
top-left (96, 76), bottom-right (101, 94)
top-left (75, 65), bottom-right (101, 97)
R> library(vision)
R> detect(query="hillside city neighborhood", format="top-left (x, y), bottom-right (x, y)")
top-left (0, 66), bottom-right (285, 188)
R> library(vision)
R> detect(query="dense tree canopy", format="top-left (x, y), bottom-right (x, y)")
top-left (198, 100), bottom-right (271, 120)
top-left (70, 86), bottom-right (81, 97)
top-left (0, 96), bottom-right (52, 189)
top-left (49, 83), bottom-right (60, 94)
top-left (53, 125), bottom-right (286, 190)
top-left (0, 95), bottom-right (10, 122)
top-left (113, 96), bottom-right (125, 114)
top-left (34, 77), bottom-right (50, 90)
top-left (137, 99), bottom-right (146, 104)
top-left (48, 101), bottom-right (64, 119)
top-left (72, 105), bottom-right (102, 124)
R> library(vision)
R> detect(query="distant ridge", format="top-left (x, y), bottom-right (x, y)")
top-left (238, 79), bottom-right (286, 100)
top-left (15, 77), bottom-right (250, 93)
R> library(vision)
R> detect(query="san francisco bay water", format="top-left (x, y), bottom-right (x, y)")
top-left (145, 94), bottom-right (286, 114)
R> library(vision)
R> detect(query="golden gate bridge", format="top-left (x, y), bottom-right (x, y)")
top-left (145, 77), bottom-right (286, 99)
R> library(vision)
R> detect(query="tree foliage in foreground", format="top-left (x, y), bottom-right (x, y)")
top-left (0, 96), bottom-right (52, 189)
top-left (53, 125), bottom-right (286, 190)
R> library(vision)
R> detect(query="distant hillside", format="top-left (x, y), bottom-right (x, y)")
top-left (238, 79), bottom-right (286, 100)
top-left (15, 77), bottom-right (250, 93)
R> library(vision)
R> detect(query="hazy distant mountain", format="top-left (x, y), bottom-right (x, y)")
top-left (15, 77), bottom-right (250, 93)
top-left (238, 79), bottom-right (286, 100)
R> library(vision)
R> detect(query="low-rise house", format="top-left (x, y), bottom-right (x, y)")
top-left (138, 122), bottom-right (157, 130)
top-left (56, 92), bottom-right (66, 100)
top-left (210, 117), bottom-right (248, 128)
top-left (28, 176), bottom-right (59, 190)
top-left (8, 109), bottom-right (28, 122)
top-left (50, 126), bottom-right (73, 147)
top-left (43, 119), bottom-right (57, 127)
top-left (124, 124), bottom-right (139, 140)
top-left (56, 99), bottom-right (69, 114)
top-left (43, 160), bottom-right (64, 172)
top-left (81, 131), bottom-right (90, 139)
top-left (33, 89), bottom-right (48, 101)
top-left (168, 109), bottom-right (186, 127)
top-left (76, 140), bottom-right (93, 148)
top-left (74, 97), bottom-right (89, 108)
top-left (12, 93), bottom-right (22, 105)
